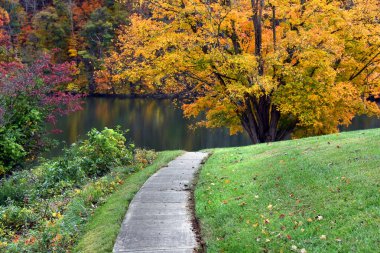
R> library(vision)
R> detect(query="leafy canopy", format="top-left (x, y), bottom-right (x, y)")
top-left (101, 0), bottom-right (380, 142)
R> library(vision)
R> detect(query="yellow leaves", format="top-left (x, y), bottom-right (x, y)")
top-left (0, 7), bottom-right (10, 26)
top-left (52, 212), bottom-right (62, 219)
top-left (99, 0), bottom-right (380, 139)
top-left (67, 83), bottom-right (80, 92)
top-left (308, 94), bottom-right (319, 101)
top-left (68, 49), bottom-right (78, 57)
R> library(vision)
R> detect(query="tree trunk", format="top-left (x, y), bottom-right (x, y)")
top-left (83, 59), bottom-right (96, 94)
top-left (240, 94), bottom-right (282, 143)
top-left (251, 0), bottom-right (264, 75)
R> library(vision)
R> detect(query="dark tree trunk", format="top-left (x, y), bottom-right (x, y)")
top-left (251, 0), bottom-right (264, 75)
top-left (232, 0), bottom-right (297, 144)
top-left (83, 59), bottom-right (96, 94)
top-left (240, 95), bottom-right (283, 143)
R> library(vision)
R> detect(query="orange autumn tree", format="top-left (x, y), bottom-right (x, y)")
top-left (0, 7), bottom-right (10, 58)
top-left (100, 0), bottom-right (380, 143)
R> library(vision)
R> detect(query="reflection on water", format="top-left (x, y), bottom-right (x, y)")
top-left (51, 97), bottom-right (251, 155)
top-left (51, 97), bottom-right (380, 156)
top-left (342, 114), bottom-right (380, 132)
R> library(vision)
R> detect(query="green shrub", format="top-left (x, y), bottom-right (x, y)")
top-left (0, 126), bottom-right (27, 176)
top-left (41, 157), bottom-right (86, 191)
top-left (0, 56), bottom-right (81, 176)
top-left (0, 97), bottom-right (47, 176)
top-left (0, 205), bottom-right (39, 230)
top-left (0, 171), bottom-right (34, 205)
top-left (0, 127), bottom-right (139, 252)
top-left (75, 127), bottom-right (134, 177)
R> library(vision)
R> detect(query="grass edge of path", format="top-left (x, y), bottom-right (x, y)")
top-left (73, 150), bottom-right (184, 253)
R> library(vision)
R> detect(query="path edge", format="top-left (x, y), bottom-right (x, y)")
top-left (189, 152), bottom-right (212, 253)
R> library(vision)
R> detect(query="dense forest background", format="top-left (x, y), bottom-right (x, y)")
top-left (0, 0), bottom-right (150, 95)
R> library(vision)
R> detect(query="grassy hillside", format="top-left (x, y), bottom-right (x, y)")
top-left (195, 129), bottom-right (380, 252)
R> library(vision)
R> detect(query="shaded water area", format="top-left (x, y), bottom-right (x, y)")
top-left (51, 97), bottom-right (252, 155)
top-left (51, 97), bottom-right (380, 156)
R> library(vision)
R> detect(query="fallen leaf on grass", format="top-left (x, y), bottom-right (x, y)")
top-left (239, 202), bottom-right (247, 206)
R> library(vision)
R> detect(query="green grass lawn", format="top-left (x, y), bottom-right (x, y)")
top-left (74, 150), bottom-right (183, 253)
top-left (195, 129), bottom-right (380, 253)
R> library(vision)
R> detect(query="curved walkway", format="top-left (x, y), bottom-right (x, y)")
top-left (113, 152), bottom-right (209, 253)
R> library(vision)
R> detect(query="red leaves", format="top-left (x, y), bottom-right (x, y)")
top-left (0, 53), bottom-right (83, 124)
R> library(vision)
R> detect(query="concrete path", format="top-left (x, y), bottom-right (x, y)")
top-left (113, 152), bottom-right (209, 253)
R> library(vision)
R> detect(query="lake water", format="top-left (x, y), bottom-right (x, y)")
top-left (51, 97), bottom-right (380, 155)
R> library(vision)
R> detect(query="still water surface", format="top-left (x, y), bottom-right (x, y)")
top-left (52, 97), bottom-right (380, 154)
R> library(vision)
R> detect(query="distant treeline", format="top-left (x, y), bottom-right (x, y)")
top-left (0, 0), bottom-right (151, 95)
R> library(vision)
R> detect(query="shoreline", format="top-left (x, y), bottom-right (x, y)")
top-left (86, 93), bottom-right (380, 103)
top-left (87, 93), bottom-right (181, 100)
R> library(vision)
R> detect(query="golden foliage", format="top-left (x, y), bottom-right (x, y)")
top-left (100, 0), bottom-right (380, 141)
